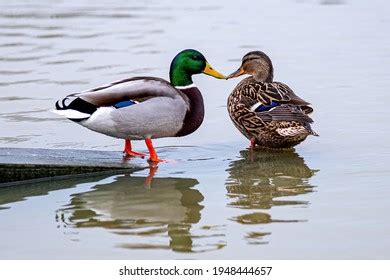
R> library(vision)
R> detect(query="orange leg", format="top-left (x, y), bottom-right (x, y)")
top-left (144, 164), bottom-right (158, 188)
top-left (250, 138), bottom-right (257, 149)
top-left (145, 138), bottom-right (164, 163)
top-left (123, 139), bottom-right (146, 157)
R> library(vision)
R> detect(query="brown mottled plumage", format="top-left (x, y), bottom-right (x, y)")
top-left (226, 51), bottom-right (318, 149)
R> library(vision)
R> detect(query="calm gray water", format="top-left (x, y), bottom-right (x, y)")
top-left (1, 0), bottom-right (390, 259)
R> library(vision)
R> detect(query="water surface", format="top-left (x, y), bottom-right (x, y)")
top-left (0, 0), bottom-right (390, 259)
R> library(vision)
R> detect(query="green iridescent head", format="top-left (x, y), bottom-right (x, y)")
top-left (169, 49), bottom-right (225, 87)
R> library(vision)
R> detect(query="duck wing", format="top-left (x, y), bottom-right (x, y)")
top-left (257, 104), bottom-right (313, 123)
top-left (236, 78), bottom-right (310, 107)
top-left (258, 105), bottom-right (318, 136)
top-left (54, 77), bottom-right (188, 120)
top-left (73, 76), bottom-right (182, 106)
top-left (259, 82), bottom-right (310, 105)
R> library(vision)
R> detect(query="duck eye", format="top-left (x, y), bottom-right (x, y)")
top-left (192, 55), bottom-right (200, 60)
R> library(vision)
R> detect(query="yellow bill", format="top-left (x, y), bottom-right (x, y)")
top-left (202, 62), bottom-right (226, 79)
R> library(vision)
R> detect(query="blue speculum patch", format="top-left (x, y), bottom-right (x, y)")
top-left (255, 101), bottom-right (280, 112)
top-left (113, 100), bottom-right (136, 109)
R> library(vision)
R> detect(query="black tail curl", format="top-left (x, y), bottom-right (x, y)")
top-left (55, 97), bottom-right (70, 110)
top-left (55, 97), bottom-right (97, 115)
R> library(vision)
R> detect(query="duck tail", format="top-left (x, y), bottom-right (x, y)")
top-left (300, 105), bottom-right (314, 115)
top-left (305, 124), bottom-right (319, 137)
top-left (310, 130), bottom-right (319, 137)
top-left (52, 96), bottom-right (97, 122)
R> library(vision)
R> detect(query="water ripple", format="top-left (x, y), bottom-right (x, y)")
top-left (58, 48), bottom-right (114, 55)
top-left (0, 24), bottom-right (63, 30)
top-left (0, 79), bottom-right (48, 87)
top-left (0, 134), bottom-right (40, 144)
top-left (0, 109), bottom-right (57, 123)
top-left (0, 12), bottom-right (140, 19)
top-left (0, 70), bottom-right (32, 75)
top-left (44, 59), bottom-right (84, 65)
top-left (79, 64), bottom-right (121, 72)
top-left (0, 56), bottom-right (49, 62)
top-left (0, 42), bottom-right (34, 48)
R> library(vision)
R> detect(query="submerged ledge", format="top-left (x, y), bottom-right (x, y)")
top-left (0, 147), bottom-right (145, 187)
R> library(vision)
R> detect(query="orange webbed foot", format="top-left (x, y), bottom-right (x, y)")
top-left (123, 139), bottom-right (146, 158)
top-left (123, 150), bottom-right (146, 158)
top-left (147, 157), bottom-right (175, 164)
top-left (145, 138), bottom-right (176, 164)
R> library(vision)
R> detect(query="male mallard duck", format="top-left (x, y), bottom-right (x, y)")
top-left (226, 51), bottom-right (317, 149)
top-left (53, 49), bottom-right (225, 162)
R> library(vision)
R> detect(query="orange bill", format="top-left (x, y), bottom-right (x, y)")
top-left (226, 67), bottom-right (245, 79)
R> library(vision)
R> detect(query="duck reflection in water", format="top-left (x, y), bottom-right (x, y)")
top-left (226, 149), bottom-right (317, 244)
top-left (57, 166), bottom-right (224, 253)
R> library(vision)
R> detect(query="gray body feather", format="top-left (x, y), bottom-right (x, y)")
top-left (56, 77), bottom-right (191, 140)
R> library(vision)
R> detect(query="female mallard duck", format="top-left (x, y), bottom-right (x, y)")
top-left (53, 49), bottom-right (225, 162)
top-left (226, 51), bottom-right (318, 149)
